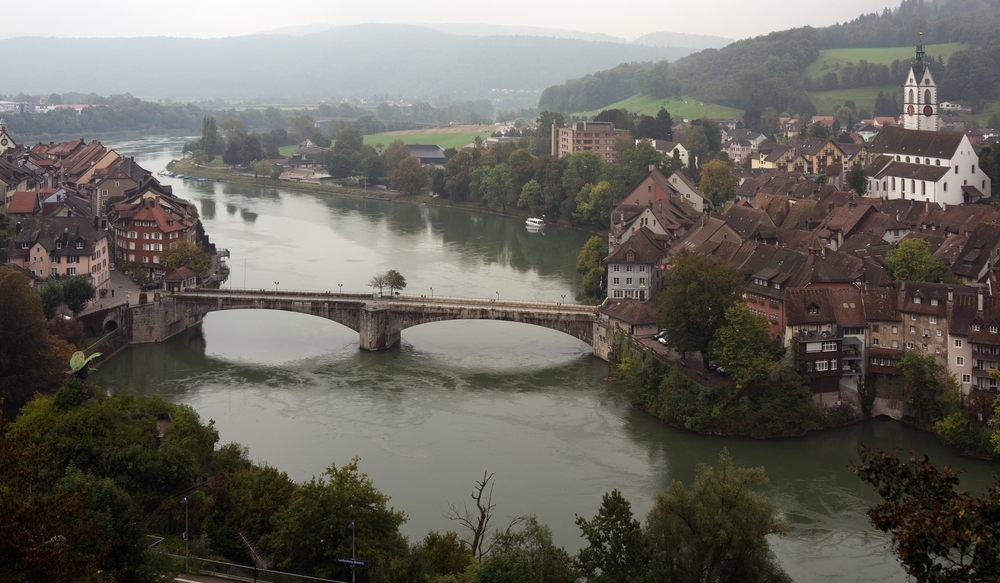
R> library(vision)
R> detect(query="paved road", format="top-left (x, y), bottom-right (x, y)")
top-left (76, 268), bottom-right (142, 317)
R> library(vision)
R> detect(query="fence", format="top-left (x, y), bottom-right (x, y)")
top-left (163, 553), bottom-right (347, 583)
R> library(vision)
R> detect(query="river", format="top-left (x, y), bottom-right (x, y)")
top-left (93, 137), bottom-right (999, 582)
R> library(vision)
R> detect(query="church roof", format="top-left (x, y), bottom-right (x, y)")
top-left (867, 125), bottom-right (963, 159)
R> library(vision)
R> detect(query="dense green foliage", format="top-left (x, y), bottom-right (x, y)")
top-left (886, 238), bottom-right (960, 284)
top-left (711, 304), bottom-right (782, 387)
top-left (575, 489), bottom-right (662, 583)
top-left (656, 250), bottom-right (744, 362)
top-left (854, 445), bottom-right (1000, 582)
top-left (647, 450), bottom-right (792, 583)
top-left (0, 267), bottom-right (75, 417)
top-left (61, 275), bottom-right (96, 316)
top-left (576, 236), bottom-right (608, 304)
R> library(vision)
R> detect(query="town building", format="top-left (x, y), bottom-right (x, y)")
top-left (108, 184), bottom-right (197, 277)
top-left (552, 121), bottom-right (631, 163)
top-left (604, 227), bottom-right (667, 302)
top-left (6, 216), bottom-right (111, 290)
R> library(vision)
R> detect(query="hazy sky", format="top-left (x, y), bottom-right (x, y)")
top-left (5, 0), bottom-right (897, 41)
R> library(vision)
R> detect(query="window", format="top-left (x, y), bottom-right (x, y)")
top-left (931, 299), bottom-right (938, 306)
top-left (993, 326), bottom-right (999, 334)
top-left (937, 330), bottom-right (942, 337)
top-left (613, 277), bottom-right (620, 285)
top-left (892, 340), bottom-right (899, 348)
top-left (143, 233), bottom-right (150, 240)
top-left (76, 241), bottom-right (83, 249)
top-left (67, 268), bottom-right (76, 275)
top-left (153, 233), bottom-right (161, 240)
top-left (625, 265), bottom-right (633, 272)
top-left (128, 231), bottom-right (137, 239)
top-left (773, 283), bottom-right (781, 290)
top-left (613, 265), bottom-right (619, 272)
top-left (626, 278), bottom-right (632, 285)
top-left (956, 339), bottom-right (963, 348)
top-left (639, 265), bottom-right (645, 272)
top-left (638, 278), bottom-right (645, 287)
top-left (974, 324), bottom-right (982, 332)
top-left (913, 297), bottom-right (922, 304)
top-left (170, 232), bottom-right (178, 239)
top-left (923, 329), bottom-right (930, 337)
top-left (873, 338), bottom-right (880, 346)
top-left (910, 326), bottom-right (916, 333)
top-left (769, 313), bottom-right (778, 323)
top-left (142, 257), bottom-right (149, 263)
top-left (957, 356), bottom-right (965, 366)
top-left (907, 342), bottom-right (914, 349)
top-left (892, 326), bottom-right (898, 334)
top-left (911, 314), bottom-right (917, 321)
top-left (930, 316), bottom-right (937, 324)
top-left (49, 268), bottom-right (58, 276)
top-left (872, 325), bottom-right (880, 333)
top-left (963, 374), bottom-right (971, 383)
top-left (815, 360), bottom-right (829, 372)
top-left (822, 341), bottom-right (838, 352)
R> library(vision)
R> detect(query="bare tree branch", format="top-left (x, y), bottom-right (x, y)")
top-left (444, 470), bottom-right (496, 560)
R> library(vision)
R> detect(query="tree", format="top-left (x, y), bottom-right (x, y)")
top-left (446, 471), bottom-right (504, 560)
top-left (899, 351), bottom-right (956, 428)
top-left (222, 139), bottom-right (241, 166)
top-left (656, 250), bottom-right (744, 365)
top-left (475, 517), bottom-right (577, 583)
top-left (39, 280), bottom-right (64, 320)
top-left (161, 240), bottom-right (211, 276)
top-left (201, 116), bottom-right (218, 163)
top-left (575, 489), bottom-right (661, 583)
top-left (390, 156), bottom-right (428, 195)
top-left (655, 107), bottom-right (674, 139)
top-left (429, 167), bottom-right (446, 196)
top-left (385, 270), bottom-right (407, 295)
top-left (532, 111), bottom-right (565, 157)
top-left (264, 142), bottom-right (280, 159)
top-left (240, 133), bottom-right (265, 166)
top-left (0, 268), bottom-right (74, 418)
top-left (517, 179), bottom-right (544, 215)
top-left (846, 162), bottom-right (868, 196)
top-left (711, 303), bottom-right (780, 387)
top-left (368, 272), bottom-right (389, 296)
top-left (853, 446), bottom-right (1000, 583)
top-left (576, 236), bottom-right (607, 303)
top-left (263, 458), bottom-right (408, 581)
top-left (333, 127), bottom-right (364, 156)
top-left (62, 275), bottom-right (96, 316)
top-left (699, 159), bottom-right (738, 206)
top-left (381, 140), bottom-right (411, 176)
top-left (647, 449), bottom-right (791, 583)
top-left (250, 159), bottom-right (271, 181)
top-left (886, 238), bottom-right (958, 284)
top-left (682, 125), bottom-right (709, 167)
top-left (572, 181), bottom-right (614, 226)
top-left (410, 531), bottom-right (474, 581)
top-left (219, 117), bottom-right (247, 142)
top-left (0, 419), bottom-right (109, 583)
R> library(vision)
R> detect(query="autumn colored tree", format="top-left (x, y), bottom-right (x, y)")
top-left (854, 446), bottom-right (1000, 582)
top-left (161, 240), bottom-right (211, 276)
top-left (0, 267), bottom-right (74, 417)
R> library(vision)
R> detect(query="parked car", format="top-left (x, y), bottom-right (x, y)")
top-left (141, 281), bottom-right (162, 291)
top-left (657, 336), bottom-right (668, 345)
top-left (652, 330), bottom-right (666, 340)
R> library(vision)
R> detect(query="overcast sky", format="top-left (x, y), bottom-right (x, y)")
top-left (4, 0), bottom-right (897, 41)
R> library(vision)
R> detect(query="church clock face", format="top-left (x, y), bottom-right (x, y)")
top-left (0, 139), bottom-right (7, 146)
top-left (924, 105), bottom-right (934, 117)
top-left (906, 104), bottom-right (915, 116)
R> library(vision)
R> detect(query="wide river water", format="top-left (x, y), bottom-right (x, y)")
top-left (94, 137), bottom-right (999, 581)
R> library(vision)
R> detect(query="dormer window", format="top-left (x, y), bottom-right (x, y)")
top-left (21, 242), bottom-right (29, 249)
top-left (807, 305), bottom-right (819, 315)
top-left (992, 326), bottom-right (998, 334)
top-left (76, 241), bottom-right (83, 249)
top-left (930, 299), bottom-right (938, 306)
top-left (56, 242), bottom-right (62, 249)
top-left (773, 283), bottom-right (781, 290)
top-left (913, 297), bottom-right (922, 304)
top-left (626, 252), bottom-right (635, 262)
top-left (973, 324), bottom-right (982, 332)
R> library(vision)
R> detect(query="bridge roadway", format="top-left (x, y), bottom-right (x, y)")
top-left (130, 288), bottom-right (598, 351)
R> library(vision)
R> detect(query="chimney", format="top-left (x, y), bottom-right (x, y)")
top-left (978, 288), bottom-right (984, 313)
top-left (900, 281), bottom-right (906, 294)
top-left (649, 164), bottom-right (656, 172)
top-left (947, 287), bottom-right (953, 303)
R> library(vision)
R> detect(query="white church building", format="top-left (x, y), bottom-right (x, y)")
top-left (863, 37), bottom-right (990, 206)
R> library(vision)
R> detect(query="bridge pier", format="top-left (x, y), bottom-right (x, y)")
top-left (359, 305), bottom-right (400, 351)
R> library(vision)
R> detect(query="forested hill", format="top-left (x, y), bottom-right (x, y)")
top-left (539, 0), bottom-right (1000, 115)
top-left (0, 25), bottom-right (696, 104)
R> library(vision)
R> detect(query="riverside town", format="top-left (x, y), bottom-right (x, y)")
top-left (4, 3), bottom-right (1000, 582)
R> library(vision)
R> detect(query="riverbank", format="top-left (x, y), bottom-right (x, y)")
top-left (166, 158), bottom-right (605, 234)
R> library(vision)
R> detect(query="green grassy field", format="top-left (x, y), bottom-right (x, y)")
top-left (279, 145), bottom-right (297, 156)
top-left (362, 128), bottom-right (494, 151)
top-left (807, 85), bottom-right (897, 116)
top-left (570, 95), bottom-right (741, 120)
top-left (802, 43), bottom-right (969, 78)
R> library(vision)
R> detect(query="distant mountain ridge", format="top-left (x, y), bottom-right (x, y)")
top-left (0, 24), bottom-right (702, 104)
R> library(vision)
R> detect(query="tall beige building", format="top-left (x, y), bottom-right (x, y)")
top-left (552, 121), bottom-right (631, 162)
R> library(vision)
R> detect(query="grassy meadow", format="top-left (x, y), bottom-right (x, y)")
top-left (802, 43), bottom-right (969, 78)
top-left (362, 126), bottom-right (495, 150)
top-left (570, 95), bottom-right (741, 120)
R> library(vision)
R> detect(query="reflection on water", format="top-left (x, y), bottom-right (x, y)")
top-left (94, 136), bottom-right (1000, 582)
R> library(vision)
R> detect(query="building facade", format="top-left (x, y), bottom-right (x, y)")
top-left (552, 121), bottom-right (632, 163)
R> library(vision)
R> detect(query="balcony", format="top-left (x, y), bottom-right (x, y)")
top-left (793, 329), bottom-right (842, 342)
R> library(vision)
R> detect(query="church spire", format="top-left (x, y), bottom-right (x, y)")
top-left (914, 31), bottom-right (927, 77)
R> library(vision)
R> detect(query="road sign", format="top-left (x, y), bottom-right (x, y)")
top-left (337, 558), bottom-right (370, 567)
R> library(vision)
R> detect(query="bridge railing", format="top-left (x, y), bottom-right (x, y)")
top-left (177, 287), bottom-right (597, 312)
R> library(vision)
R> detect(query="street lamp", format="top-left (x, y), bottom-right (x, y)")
top-left (182, 497), bottom-right (189, 572)
top-left (338, 283), bottom-right (343, 295)
top-left (349, 521), bottom-right (356, 583)
top-left (561, 294), bottom-right (566, 306)
top-left (274, 281), bottom-right (279, 293)
top-left (430, 287), bottom-right (433, 298)
top-left (496, 291), bottom-right (500, 301)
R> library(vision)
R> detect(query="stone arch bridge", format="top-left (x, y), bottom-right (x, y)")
top-left (104, 288), bottom-right (597, 351)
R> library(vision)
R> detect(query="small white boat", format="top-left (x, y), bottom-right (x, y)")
top-left (526, 218), bottom-right (546, 228)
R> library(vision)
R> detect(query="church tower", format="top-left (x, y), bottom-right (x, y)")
top-left (902, 33), bottom-right (939, 131)
top-left (0, 118), bottom-right (16, 155)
